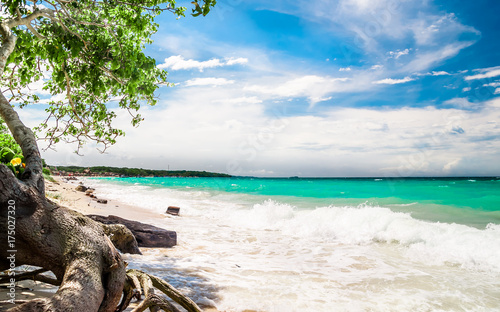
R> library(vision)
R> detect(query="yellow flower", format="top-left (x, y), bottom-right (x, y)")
top-left (10, 158), bottom-right (22, 166)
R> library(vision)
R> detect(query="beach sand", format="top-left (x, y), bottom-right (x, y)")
top-left (0, 176), bottom-right (221, 312)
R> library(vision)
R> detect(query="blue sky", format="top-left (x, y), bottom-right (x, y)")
top-left (32, 0), bottom-right (500, 177)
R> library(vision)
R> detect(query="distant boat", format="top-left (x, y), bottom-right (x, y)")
top-left (289, 176), bottom-right (299, 179)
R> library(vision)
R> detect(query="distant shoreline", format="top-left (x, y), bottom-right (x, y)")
top-left (48, 165), bottom-right (232, 178)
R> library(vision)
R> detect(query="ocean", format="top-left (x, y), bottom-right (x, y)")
top-left (86, 177), bottom-right (500, 311)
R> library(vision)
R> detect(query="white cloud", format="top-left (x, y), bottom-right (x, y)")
top-left (410, 13), bottom-right (479, 47)
top-left (157, 55), bottom-right (248, 72)
top-left (226, 57), bottom-right (249, 66)
top-left (495, 88), bottom-right (500, 95)
top-left (285, 1), bottom-right (479, 75)
top-left (388, 49), bottom-right (410, 59)
top-left (184, 77), bottom-right (235, 87)
top-left (414, 71), bottom-right (451, 77)
top-left (462, 87), bottom-right (471, 92)
top-left (36, 93), bottom-right (66, 105)
top-left (431, 71), bottom-right (451, 76)
top-left (465, 66), bottom-right (500, 81)
top-left (371, 65), bottom-right (383, 70)
top-left (339, 67), bottom-right (352, 72)
top-left (443, 97), bottom-right (480, 110)
top-left (27, 80), bottom-right (500, 177)
top-left (373, 76), bottom-right (414, 85)
top-left (402, 42), bottom-right (475, 73)
top-left (443, 159), bottom-right (461, 172)
top-left (215, 97), bottom-right (263, 105)
top-left (484, 82), bottom-right (500, 88)
top-left (341, 0), bottom-right (387, 12)
top-left (245, 75), bottom-right (349, 105)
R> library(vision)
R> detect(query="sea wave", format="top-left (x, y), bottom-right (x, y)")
top-left (214, 199), bottom-right (500, 271)
top-left (87, 179), bottom-right (500, 273)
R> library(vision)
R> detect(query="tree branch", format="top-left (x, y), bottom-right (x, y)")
top-left (0, 24), bottom-right (17, 77)
top-left (0, 91), bottom-right (44, 193)
top-left (26, 23), bottom-right (46, 40)
top-left (5, 8), bottom-right (55, 29)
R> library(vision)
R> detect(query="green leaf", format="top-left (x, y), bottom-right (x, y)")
top-left (0, 147), bottom-right (15, 163)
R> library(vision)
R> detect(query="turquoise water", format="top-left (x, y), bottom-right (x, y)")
top-left (97, 176), bottom-right (500, 228)
top-left (88, 176), bottom-right (500, 311)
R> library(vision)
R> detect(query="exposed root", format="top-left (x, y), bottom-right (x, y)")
top-left (2, 267), bottom-right (205, 312)
top-left (131, 293), bottom-right (180, 312)
top-left (120, 269), bottom-right (202, 312)
top-left (0, 268), bottom-right (61, 286)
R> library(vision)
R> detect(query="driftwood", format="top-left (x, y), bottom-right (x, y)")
top-left (166, 206), bottom-right (180, 216)
top-left (88, 215), bottom-right (177, 248)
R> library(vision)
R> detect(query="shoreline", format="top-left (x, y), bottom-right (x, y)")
top-left (0, 176), bottom-right (221, 312)
top-left (46, 176), bottom-right (161, 220)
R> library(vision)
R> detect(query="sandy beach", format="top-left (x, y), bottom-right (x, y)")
top-left (3, 176), bottom-right (499, 311)
top-left (0, 176), bottom-right (220, 312)
top-left (45, 176), bottom-right (160, 221)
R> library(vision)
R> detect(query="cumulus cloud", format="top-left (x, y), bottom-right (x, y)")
top-left (430, 71), bottom-right (451, 76)
top-left (157, 55), bottom-right (248, 72)
top-left (244, 75), bottom-right (350, 106)
top-left (415, 71), bottom-right (452, 77)
top-left (482, 82), bottom-right (500, 95)
top-left (339, 67), bottom-right (352, 71)
top-left (388, 49), bottom-right (410, 59)
top-left (443, 97), bottom-right (477, 109)
top-left (226, 57), bottom-right (249, 66)
top-left (443, 159), bottom-right (461, 172)
top-left (184, 77), bottom-right (235, 87)
top-left (484, 82), bottom-right (500, 88)
top-left (214, 97), bottom-right (263, 105)
top-left (373, 76), bottom-right (414, 85)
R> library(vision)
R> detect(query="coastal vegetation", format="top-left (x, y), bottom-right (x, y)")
top-left (0, 0), bottom-right (216, 311)
top-left (53, 165), bottom-right (232, 177)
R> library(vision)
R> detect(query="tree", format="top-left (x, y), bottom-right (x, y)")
top-left (0, 1), bottom-right (215, 311)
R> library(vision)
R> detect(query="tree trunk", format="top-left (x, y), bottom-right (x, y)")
top-left (0, 167), bottom-right (126, 312)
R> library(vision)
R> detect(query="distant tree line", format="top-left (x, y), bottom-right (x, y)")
top-left (52, 165), bottom-right (232, 178)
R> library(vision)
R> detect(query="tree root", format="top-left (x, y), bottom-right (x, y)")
top-left (0, 268), bottom-right (61, 286)
top-left (101, 223), bottom-right (142, 255)
top-left (117, 269), bottom-right (203, 312)
top-left (1, 267), bottom-right (204, 312)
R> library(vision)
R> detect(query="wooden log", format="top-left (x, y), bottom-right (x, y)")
top-left (166, 206), bottom-right (180, 216)
top-left (88, 215), bottom-right (177, 248)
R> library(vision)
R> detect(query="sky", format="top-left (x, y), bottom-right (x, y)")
top-left (22, 0), bottom-right (500, 177)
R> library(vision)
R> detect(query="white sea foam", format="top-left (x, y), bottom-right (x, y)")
top-left (387, 202), bottom-right (418, 206)
top-left (87, 179), bottom-right (500, 311)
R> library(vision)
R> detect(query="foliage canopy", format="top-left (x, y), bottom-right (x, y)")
top-left (0, 0), bottom-right (216, 153)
